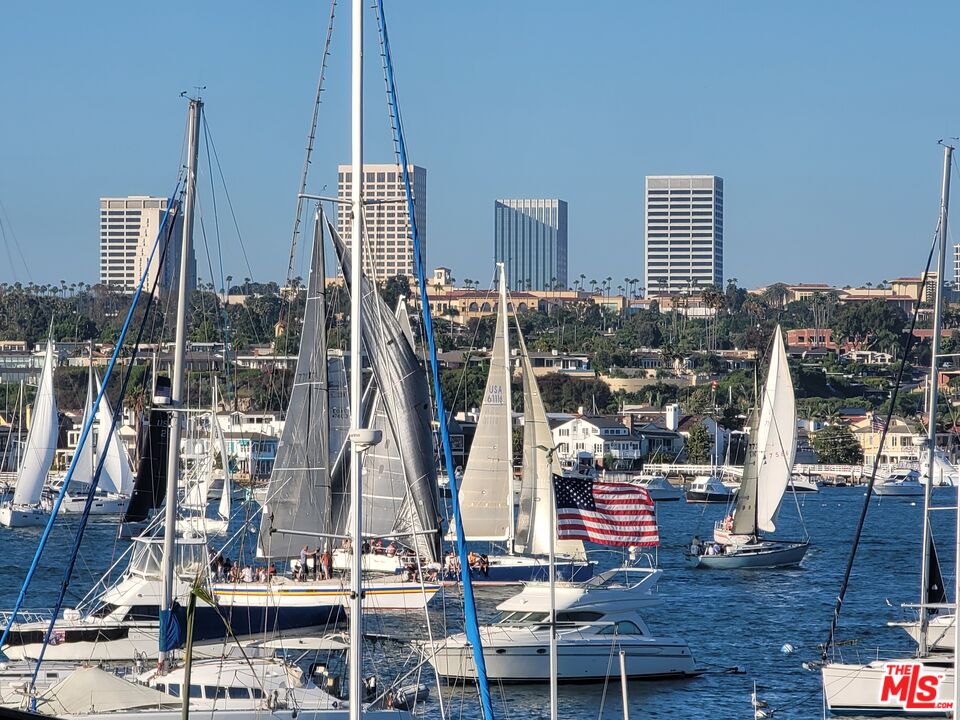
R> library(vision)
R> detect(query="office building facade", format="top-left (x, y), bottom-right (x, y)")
top-left (644, 176), bottom-right (723, 294)
top-left (99, 196), bottom-right (193, 294)
top-left (336, 164), bottom-right (426, 280)
top-left (494, 199), bottom-right (568, 291)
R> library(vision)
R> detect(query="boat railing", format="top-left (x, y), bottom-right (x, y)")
top-left (0, 608), bottom-right (56, 625)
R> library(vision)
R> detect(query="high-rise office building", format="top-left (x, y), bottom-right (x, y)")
top-left (99, 196), bottom-right (193, 294)
top-left (336, 164), bottom-right (426, 280)
top-left (644, 176), bottom-right (723, 294)
top-left (494, 199), bottom-right (568, 291)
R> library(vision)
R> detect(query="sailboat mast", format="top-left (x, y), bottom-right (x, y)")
top-left (348, 0), bottom-right (364, 717)
top-left (158, 96), bottom-right (201, 667)
top-left (315, 208), bottom-right (331, 530)
top-left (919, 143), bottom-right (952, 657)
top-left (498, 263), bottom-right (515, 552)
top-left (548, 462), bottom-right (558, 720)
top-left (87, 342), bottom-right (95, 480)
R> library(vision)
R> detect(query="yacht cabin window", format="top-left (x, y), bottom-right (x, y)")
top-left (598, 620), bottom-right (643, 635)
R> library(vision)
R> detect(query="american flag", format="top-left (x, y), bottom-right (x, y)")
top-left (871, 414), bottom-right (887, 432)
top-left (553, 476), bottom-right (659, 547)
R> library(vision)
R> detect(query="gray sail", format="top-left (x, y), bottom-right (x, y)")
top-left (731, 411), bottom-right (759, 537)
top-left (259, 226), bottom-right (332, 558)
top-left (329, 221), bottom-right (442, 562)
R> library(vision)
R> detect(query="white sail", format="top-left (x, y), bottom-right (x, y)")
top-left (213, 414), bottom-right (231, 520)
top-left (755, 326), bottom-right (797, 533)
top-left (514, 327), bottom-right (584, 558)
top-left (456, 296), bottom-right (513, 541)
top-left (95, 373), bottom-right (134, 495)
top-left (72, 367), bottom-right (96, 487)
top-left (13, 340), bottom-right (59, 506)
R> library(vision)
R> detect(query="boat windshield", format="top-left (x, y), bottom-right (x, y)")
top-left (129, 539), bottom-right (208, 579)
top-left (493, 611), bottom-right (549, 625)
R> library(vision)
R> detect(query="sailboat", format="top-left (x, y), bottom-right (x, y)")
top-left (45, 360), bottom-right (133, 516)
top-left (690, 325), bottom-right (809, 569)
top-left (452, 263), bottom-right (593, 584)
top-left (821, 143), bottom-right (958, 717)
top-left (219, 214), bottom-right (441, 615)
top-left (0, 339), bottom-right (59, 528)
top-left (177, 384), bottom-right (232, 537)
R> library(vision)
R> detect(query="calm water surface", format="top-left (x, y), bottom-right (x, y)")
top-left (1, 487), bottom-right (954, 719)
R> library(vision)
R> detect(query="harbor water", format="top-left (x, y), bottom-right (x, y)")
top-left (0, 486), bottom-right (954, 719)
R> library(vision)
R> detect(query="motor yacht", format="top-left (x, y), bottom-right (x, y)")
top-left (874, 468), bottom-right (924, 497)
top-left (422, 565), bottom-right (699, 682)
top-left (684, 475), bottom-right (735, 503)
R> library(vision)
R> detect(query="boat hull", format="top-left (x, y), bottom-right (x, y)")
top-left (214, 577), bottom-right (440, 612)
top-left (874, 484), bottom-right (925, 497)
top-left (692, 541), bottom-right (809, 569)
top-left (0, 505), bottom-right (49, 527)
top-left (45, 492), bottom-right (129, 515)
top-left (683, 490), bottom-right (733, 503)
top-left (892, 614), bottom-right (956, 651)
top-left (822, 660), bottom-right (955, 716)
top-left (445, 556), bottom-right (594, 586)
top-left (426, 637), bottom-right (697, 683)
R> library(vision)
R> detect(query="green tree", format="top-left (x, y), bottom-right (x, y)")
top-left (685, 422), bottom-right (711, 464)
top-left (811, 424), bottom-right (864, 464)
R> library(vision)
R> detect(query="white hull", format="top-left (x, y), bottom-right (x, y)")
top-left (44, 492), bottom-right (129, 515)
top-left (0, 504), bottom-right (49, 527)
top-left (874, 483), bottom-right (925, 497)
top-left (893, 614), bottom-right (956, 651)
top-left (214, 576), bottom-right (439, 612)
top-left (822, 659), bottom-right (955, 716)
top-left (426, 635), bottom-right (696, 682)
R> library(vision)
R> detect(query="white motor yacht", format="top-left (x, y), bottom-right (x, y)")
top-left (684, 475), bottom-right (735, 503)
top-left (422, 565), bottom-right (699, 682)
top-left (874, 468), bottom-right (925, 497)
top-left (788, 474), bottom-right (820, 493)
top-left (633, 473), bottom-right (682, 502)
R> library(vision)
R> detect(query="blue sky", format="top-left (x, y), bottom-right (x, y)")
top-left (1, 1), bottom-right (958, 291)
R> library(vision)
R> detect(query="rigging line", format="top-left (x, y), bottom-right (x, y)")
top-left (822, 223), bottom-right (939, 660)
top-left (0, 198), bottom-right (33, 282)
top-left (286, 0), bottom-right (338, 285)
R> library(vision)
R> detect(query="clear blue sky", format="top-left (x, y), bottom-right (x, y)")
top-left (1, 1), bottom-right (958, 291)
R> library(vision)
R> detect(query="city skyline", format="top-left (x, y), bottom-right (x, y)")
top-left (1, 2), bottom-right (958, 291)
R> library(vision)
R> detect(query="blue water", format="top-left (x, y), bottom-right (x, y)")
top-left (2, 487), bottom-right (955, 720)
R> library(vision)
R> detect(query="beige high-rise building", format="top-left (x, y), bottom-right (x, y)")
top-left (336, 164), bottom-right (426, 280)
top-left (99, 196), bottom-right (193, 294)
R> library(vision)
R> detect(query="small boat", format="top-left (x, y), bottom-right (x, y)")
top-left (633, 473), bottom-right (682, 501)
top-left (789, 474), bottom-right (820, 493)
top-left (691, 326), bottom-right (809, 570)
top-left (422, 565), bottom-right (699, 683)
top-left (684, 475), bottom-right (734, 503)
top-left (874, 468), bottom-right (924, 497)
top-left (822, 658), bottom-right (955, 717)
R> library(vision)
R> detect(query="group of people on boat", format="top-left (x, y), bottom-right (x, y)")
top-left (209, 550), bottom-right (278, 583)
top-left (689, 535), bottom-right (730, 557)
top-left (443, 550), bottom-right (489, 577)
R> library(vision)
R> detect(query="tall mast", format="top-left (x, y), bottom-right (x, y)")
top-left (498, 263), bottom-right (515, 552)
top-left (548, 457), bottom-right (558, 720)
top-left (919, 143), bottom-right (952, 657)
top-left (348, 0), bottom-right (365, 718)
top-left (315, 207), bottom-right (330, 519)
top-left (158, 96), bottom-right (201, 667)
top-left (87, 341), bottom-right (94, 480)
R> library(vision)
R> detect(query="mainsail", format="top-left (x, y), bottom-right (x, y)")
top-left (329, 221), bottom-right (442, 562)
top-left (259, 230), bottom-right (333, 558)
top-left (455, 295), bottom-right (514, 542)
top-left (513, 320), bottom-right (584, 558)
top-left (122, 409), bottom-right (169, 523)
top-left (13, 340), bottom-right (59, 507)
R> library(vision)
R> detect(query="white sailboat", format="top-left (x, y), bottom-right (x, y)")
top-left (822, 143), bottom-right (958, 716)
top-left (452, 263), bottom-right (592, 584)
top-left (177, 386), bottom-right (231, 537)
top-left (0, 339), bottom-right (58, 528)
top-left (45, 364), bottom-right (133, 516)
top-left (690, 325), bottom-right (809, 569)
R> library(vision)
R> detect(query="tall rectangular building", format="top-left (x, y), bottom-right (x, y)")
top-left (644, 176), bottom-right (723, 294)
top-left (494, 199), bottom-right (568, 291)
top-left (336, 164), bottom-right (426, 280)
top-left (99, 196), bottom-right (193, 294)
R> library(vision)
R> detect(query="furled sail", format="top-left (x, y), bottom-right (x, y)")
top-left (454, 296), bottom-right (514, 542)
top-left (513, 321), bottom-right (584, 558)
top-left (72, 366), bottom-right (96, 487)
top-left (122, 409), bottom-right (169, 523)
top-left (329, 221), bottom-right (442, 562)
top-left (259, 231), bottom-right (333, 558)
top-left (13, 340), bottom-right (59, 507)
top-left (755, 327), bottom-right (796, 533)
